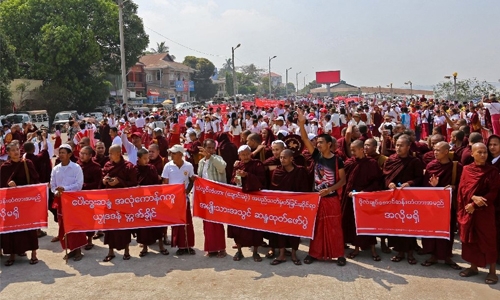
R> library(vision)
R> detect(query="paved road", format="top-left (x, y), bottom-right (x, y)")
top-left (1, 215), bottom-right (499, 300)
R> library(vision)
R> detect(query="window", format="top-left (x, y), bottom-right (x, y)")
top-left (156, 70), bottom-right (161, 81)
top-left (146, 73), bottom-right (153, 82)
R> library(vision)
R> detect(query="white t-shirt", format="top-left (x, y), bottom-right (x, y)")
top-left (447, 114), bottom-right (460, 129)
top-left (484, 102), bottom-right (500, 116)
top-left (112, 135), bottom-right (122, 147)
top-left (161, 160), bottom-right (194, 190)
top-left (331, 113), bottom-right (340, 127)
top-left (135, 117), bottom-right (145, 128)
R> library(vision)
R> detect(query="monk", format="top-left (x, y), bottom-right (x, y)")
top-left (422, 134), bottom-right (445, 166)
top-left (342, 140), bottom-right (382, 261)
top-left (185, 131), bottom-right (202, 174)
top-left (383, 134), bottom-right (424, 265)
top-left (92, 141), bottom-right (109, 168)
top-left (268, 149), bottom-right (310, 266)
top-left (0, 142), bottom-right (40, 266)
top-left (460, 132), bottom-right (483, 166)
top-left (102, 144), bottom-right (138, 261)
top-left (99, 118), bottom-right (112, 154)
top-left (486, 134), bottom-right (500, 264)
top-left (23, 132), bottom-right (52, 183)
top-left (247, 133), bottom-right (272, 162)
top-left (51, 144), bottom-right (86, 261)
top-left (162, 144), bottom-right (196, 255)
top-left (148, 143), bottom-right (167, 178)
top-left (216, 132), bottom-right (238, 184)
top-left (135, 149), bottom-right (169, 256)
top-left (421, 141), bottom-right (462, 270)
top-left (77, 146), bottom-right (103, 250)
top-left (230, 145), bottom-right (266, 262)
top-left (152, 128), bottom-right (169, 157)
top-left (196, 139), bottom-right (227, 258)
top-left (457, 143), bottom-right (499, 284)
top-left (298, 109), bottom-right (347, 266)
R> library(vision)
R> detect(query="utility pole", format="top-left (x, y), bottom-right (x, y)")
top-left (231, 44), bottom-right (240, 98)
top-left (118, 0), bottom-right (127, 107)
top-left (268, 55), bottom-right (277, 97)
top-left (296, 71), bottom-right (301, 94)
top-left (285, 67), bottom-right (292, 97)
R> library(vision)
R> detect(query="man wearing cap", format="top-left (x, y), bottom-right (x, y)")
top-left (51, 144), bottom-right (86, 261)
top-left (121, 127), bottom-right (144, 165)
top-left (231, 145), bottom-right (266, 262)
top-left (162, 144), bottom-right (196, 255)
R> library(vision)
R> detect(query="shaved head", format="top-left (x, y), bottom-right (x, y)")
top-left (435, 141), bottom-right (450, 151)
top-left (472, 142), bottom-right (487, 153)
top-left (469, 132), bottom-right (483, 144)
top-left (109, 144), bottom-right (122, 154)
top-left (365, 138), bottom-right (377, 148)
top-left (351, 139), bottom-right (364, 149)
top-left (281, 149), bottom-right (294, 157)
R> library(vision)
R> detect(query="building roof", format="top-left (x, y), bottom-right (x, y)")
top-left (139, 53), bottom-right (195, 73)
top-left (260, 72), bottom-right (281, 78)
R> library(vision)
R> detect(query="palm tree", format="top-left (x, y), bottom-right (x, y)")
top-left (150, 41), bottom-right (169, 53)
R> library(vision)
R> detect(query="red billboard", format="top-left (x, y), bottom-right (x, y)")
top-left (316, 71), bottom-right (341, 84)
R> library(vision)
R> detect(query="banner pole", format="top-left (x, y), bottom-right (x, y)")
top-left (64, 234), bottom-right (68, 264)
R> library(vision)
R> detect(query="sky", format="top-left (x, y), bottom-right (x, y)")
top-left (133, 0), bottom-right (500, 89)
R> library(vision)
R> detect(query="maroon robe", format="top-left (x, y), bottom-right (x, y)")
top-left (155, 135), bottom-right (169, 158)
top-left (452, 144), bottom-right (466, 162)
top-left (422, 160), bottom-right (463, 260)
top-left (457, 163), bottom-right (499, 267)
top-left (78, 159), bottom-right (103, 238)
top-left (460, 145), bottom-right (473, 166)
top-left (372, 112), bottom-right (383, 137)
top-left (263, 156), bottom-right (280, 190)
top-left (410, 141), bottom-right (430, 162)
top-left (149, 155), bottom-right (167, 176)
top-left (135, 164), bottom-right (163, 246)
top-left (342, 157), bottom-right (382, 248)
top-left (185, 140), bottom-right (201, 174)
top-left (336, 137), bottom-right (349, 161)
top-left (102, 157), bottom-right (138, 250)
top-left (216, 133), bottom-right (238, 184)
top-left (93, 154), bottom-right (109, 168)
top-left (229, 159), bottom-right (266, 247)
top-left (25, 149), bottom-right (52, 183)
top-left (269, 165), bottom-right (311, 249)
top-left (383, 154), bottom-right (424, 252)
top-left (422, 151), bottom-right (435, 167)
top-left (99, 124), bottom-right (112, 154)
top-left (0, 159), bottom-right (40, 254)
top-left (251, 146), bottom-right (272, 162)
top-left (487, 135), bottom-right (500, 258)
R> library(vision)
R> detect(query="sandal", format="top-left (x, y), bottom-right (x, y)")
top-left (4, 259), bottom-right (15, 266)
top-left (459, 268), bottom-right (479, 277)
top-left (217, 251), bottom-right (227, 258)
top-left (175, 249), bottom-right (186, 256)
top-left (73, 254), bottom-right (84, 261)
top-left (445, 262), bottom-right (462, 270)
top-left (29, 258), bottom-right (39, 265)
top-left (407, 257), bottom-right (417, 265)
top-left (233, 251), bottom-right (244, 261)
top-left (139, 251), bottom-right (148, 257)
top-left (265, 250), bottom-right (275, 259)
top-left (188, 248), bottom-right (196, 255)
top-left (84, 244), bottom-right (94, 251)
top-left (337, 257), bottom-right (347, 266)
top-left (391, 256), bottom-right (404, 262)
top-left (160, 249), bottom-right (169, 255)
top-left (63, 252), bottom-right (75, 260)
top-left (485, 273), bottom-right (499, 285)
top-left (271, 258), bottom-right (286, 265)
top-left (372, 255), bottom-right (381, 262)
top-left (103, 255), bottom-right (115, 262)
top-left (123, 254), bottom-right (131, 260)
top-left (252, 252), bottom-right (262, 262)
top-left (347, 251), bottom-right (359, 259)
top-left (303, 255), bottom-right (316, 265)
top-left (421, 260), bottom-right (437, 267)
top-left (292, 259), bottom-right (302, 266)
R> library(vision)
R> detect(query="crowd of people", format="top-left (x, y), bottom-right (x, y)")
top-left (1, 93), bottom-right (499, 285)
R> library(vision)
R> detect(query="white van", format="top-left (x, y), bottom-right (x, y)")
top-left (4, 110), bottom-right (49, 129)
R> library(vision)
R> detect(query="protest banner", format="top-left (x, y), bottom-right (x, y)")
top-left (0, 184), bottom-right (48, 233)
top-left (353, 188), bottom-right (452, 239)
top-left (254, 98), bottom-right (285, 108)
top-left (193, 178), bottom-right (320, 238)
top-left (61, 184), bottom-right (187, 233)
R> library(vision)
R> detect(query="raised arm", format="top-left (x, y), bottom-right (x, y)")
top-left (297, 109), bottom-right (315, 154)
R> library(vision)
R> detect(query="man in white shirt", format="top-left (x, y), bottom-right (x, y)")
top-left (135, 114), bottom-right (146, 129)
top-left (121, 131), bottom-right (144, 165)
top-left (50, 144), bottom-right (85, 261)
top-left (348, 113), bottom-right (366, 127)
top-left (110, 127), bottom-right (122, 147)
top-left (162, 144), bottom-right (196, 255)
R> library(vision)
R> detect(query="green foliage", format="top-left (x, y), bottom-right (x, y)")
top-left (150, 41), bottom-right (169, 53)
top-left (182, 56), bottom-right (217, 100)
top-left (433, 78), bottom-right (497, 102)
top-left (0, 32), bottom-right (17, 114)
top-left (0, 0), bottom-right (149, 113)
top-left (225, 72), bottom-right (234, 96)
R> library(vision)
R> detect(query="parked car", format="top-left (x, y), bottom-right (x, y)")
top-left (53, 110), bottom-right (78, 129)
top-left (84, 112), bottom-right (104, 122)
top-left (3, 110), bottom-right (50, 129)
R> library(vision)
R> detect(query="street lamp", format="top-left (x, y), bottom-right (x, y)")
top-left (404, 81), bottom-right (413, 97)
top-left (303, 74), bottom-right (308, 93)
top-left (444, 72), bottom-right (458, 101)
top-left (268, 55), bottom-right (277, 97)
top-left (231, 43), bottom-right (241, 98)
top-left (118, 0), bottom-right (127, 107)
top-left (296, 71), bottom-right (302, 94)
top-left (285, 67), bottom-right (292, 97)
top-left (386, 83), bottom-right (393, 99)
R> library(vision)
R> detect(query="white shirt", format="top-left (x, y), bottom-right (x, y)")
top-left (434, 115), bottom-right (446, 127)
top-left (231, 124), bottom-right (242, 136)
top-left (135, 116), bottom-right (145, 128)
top-left (324, 121), bottom-right (332, 134)
top-left (162, 160), bottom-right (194, 190)
top-left (121, 132), bottom-right (142, 165)
top-left (447, 114), bottom-right (460, 129)
top-left (112, 135), bottom-right (122, 147)
top-left (348, 119), bottom-right (366, 127)
top-left (492, 155), bottom-right (500, 165)
top-left (484, 102), bottom-right (500, 116)
top-left (331, 113), bottom-right (340, 127)
top-left (50, 161), bottom-right (83, 193)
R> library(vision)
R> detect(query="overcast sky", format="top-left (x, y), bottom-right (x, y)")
top-left (134, 0), bottom-right (500, 89)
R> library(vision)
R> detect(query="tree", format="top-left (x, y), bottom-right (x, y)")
top-left (301, 80), bottom-right (321, 94)
top-left (433, 78), bottom-right (497, 102)
top-left (225, 72), bottom-right (234, 96)
top-left (0, 0), bottom-right (149, 113)
top-left (182, 56), bottom-right (217, 100)
top-left (0, 32), bottom-right (17, 115)
top-left (150, 41), bottom-right (169, 53)
top-left (218, 58), bottom-right (233, 79)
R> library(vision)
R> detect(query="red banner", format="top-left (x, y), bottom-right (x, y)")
top-left (0, 184), bottom-right (48, 233)
top-left (193, 178), bottom-right (320, 238)
top-left (61, 184), bottom-right (187, 233)
top-left (241, 101), bottom-right (254, 109)
top-left (353, 188), bottom-right (452, 239)
top-left (254, 98), bottom-right (285, 108)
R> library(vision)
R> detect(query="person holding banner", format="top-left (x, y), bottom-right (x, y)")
top-left (196, 139), bottom-right (227, 258)
top-left (383, 134), bottom-right (424, 265)
top-left (0, 142), bottom-right (40, 266)
top-left (162, 144), bottom-right (196, 256)
top-left (421, 141), bottom-right (462, 270)
top-left (102, 144), bottom-right (138, 261)
top-left (269, 149), bottom-right (310, 266)
top-left (230, 145), bottom-right (266, 262)
top-left (297, 110), bottom-right (347, 267)
top-left (342, 140), bottom-right (382, 261)
top-left (457, 143), bottom-right (499, 284)
top-left (51, 144), bottom-right (86, 261)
